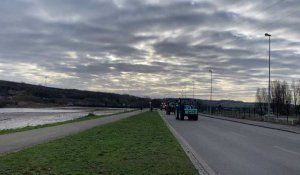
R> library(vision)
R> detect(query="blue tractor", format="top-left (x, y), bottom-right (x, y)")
top-left (175, 98), bottom-right (198, 121)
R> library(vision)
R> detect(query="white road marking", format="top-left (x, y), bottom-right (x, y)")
top-left (273, 145), bottom-right (300, 157)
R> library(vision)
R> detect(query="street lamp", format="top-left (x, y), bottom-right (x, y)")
top-left (209, 69), bottom-right (213, 115)
top-left (265, 33), bottom-right (271, 117)
top-left (149, 101), bottom-right (152, 111)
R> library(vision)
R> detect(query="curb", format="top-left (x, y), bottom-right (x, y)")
top-left (159, 112), bottom-right (217, 175)
top-left (200, 113), bottom-right (300, 134)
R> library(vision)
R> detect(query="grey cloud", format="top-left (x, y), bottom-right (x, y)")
top-left (0, 0), bottom-right (300, 101)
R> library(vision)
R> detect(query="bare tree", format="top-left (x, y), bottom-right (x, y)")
top-left (282, 81), bottom-right (292, 118)
top-left (256, 88), bottom-right (263, 116)
top-left (257, 80), bottom-right (294, 120)
top-left (291, 80), bottom-right (298, 116)
top-left (269, 80), bottom-right (292, 117)
top-left (255, 88), bottom-right (268, 116)
top-left (272, 81), bottom-right (281, 117)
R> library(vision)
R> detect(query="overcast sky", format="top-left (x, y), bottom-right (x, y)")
top-left (0, 0), bottom-right (299, 101)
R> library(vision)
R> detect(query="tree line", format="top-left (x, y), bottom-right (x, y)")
top-left (255, 79), bottom-right (300, 119)
top-left (0, 80), bottom-right (151, 108)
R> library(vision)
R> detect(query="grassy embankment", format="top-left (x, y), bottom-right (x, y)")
top-left (0, 109), bottom-right (136, 135)
top-left (0, 111), bottom-right (197, 175)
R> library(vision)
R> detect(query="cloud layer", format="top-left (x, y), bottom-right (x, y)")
top-left (0, 0), bottom-right (299, 101)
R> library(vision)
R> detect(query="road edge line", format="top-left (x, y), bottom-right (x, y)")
top-left (159, 111), bottom-right (217, 175)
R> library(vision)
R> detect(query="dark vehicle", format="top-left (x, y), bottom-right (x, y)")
top-left (166, 101), bottom-right (176, 115)
top-left (175, 98), bottom-right (198, 120)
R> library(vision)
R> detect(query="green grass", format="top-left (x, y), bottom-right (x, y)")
top-left (0, 110), bottom-right (135, 135)
top-left (0, 111), bottom-right (197, 175)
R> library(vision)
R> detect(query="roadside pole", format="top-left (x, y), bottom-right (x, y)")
top-left (149, 101), bottom-right (152, 112)
top-left (209, 69), bottom-right (213, 115)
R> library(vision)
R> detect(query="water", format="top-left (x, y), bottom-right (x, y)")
top-left (0, 107), bottom-right (128, 130)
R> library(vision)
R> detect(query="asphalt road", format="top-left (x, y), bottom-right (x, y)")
top-left (0, 110), bottom-right (141, 155)
top-left (161, 112), bottom-right (300, 175)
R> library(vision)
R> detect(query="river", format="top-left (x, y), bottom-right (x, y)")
top-left (0, 107), bottom-right (129, 130)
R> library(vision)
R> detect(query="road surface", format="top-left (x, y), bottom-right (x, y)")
top-left (161, 112), bottom-right (300, 175)
top-left (0, 110), bottom-right (141, 155)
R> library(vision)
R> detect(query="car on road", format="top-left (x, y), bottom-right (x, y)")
top-left (175, 98), bottom-right (198, 120)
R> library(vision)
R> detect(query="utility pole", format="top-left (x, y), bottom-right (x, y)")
top-left (149, 101), bottom-right (152, 112)
top-left (44, 76), bottom-right (48, 87)
top-left (209, 69), bottom-right (213, 115)
top-left (265, 33), bottom-right (271, 117)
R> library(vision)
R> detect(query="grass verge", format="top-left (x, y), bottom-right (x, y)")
top-left (0, 109), bottom-right (136, 135)
top-left (0, 111), bottom-right (197, 175)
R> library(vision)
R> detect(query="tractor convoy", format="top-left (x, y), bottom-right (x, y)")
top-left (161, 98), bottom-right (198, 121)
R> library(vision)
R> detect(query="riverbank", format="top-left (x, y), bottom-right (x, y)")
top-left (0, 108), bottom-right (135, 135)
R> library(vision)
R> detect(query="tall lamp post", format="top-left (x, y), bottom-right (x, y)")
top-left (149, 101), bottom-right (152, 112)
top-left (209, 69), bottom-right (213, 115)
top-left (265, 33), bottom-right (271, 117)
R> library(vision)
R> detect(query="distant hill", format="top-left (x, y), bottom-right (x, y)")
top-left (0, 80), bottom-right (150, 108)
top-left (0, 80), bottom-right (254, 109)
top-left (160, 98), bottom-right (254, 109)
top-left (200, 99), bottom-right (254, 108)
